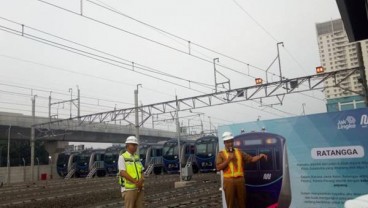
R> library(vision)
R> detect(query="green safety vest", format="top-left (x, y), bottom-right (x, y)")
top-left (118, 151), bottom-right (143, 190)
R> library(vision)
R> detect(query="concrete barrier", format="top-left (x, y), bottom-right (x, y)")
top-left (0, 165), bottom-right (61, 184)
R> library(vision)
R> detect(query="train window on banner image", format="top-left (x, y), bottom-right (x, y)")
top-left (244, 150), bottom-right (257, 171)
top-left (259, 149), bottom-right (273, 170)
top-left (274, 149), bottom-right (281, 170)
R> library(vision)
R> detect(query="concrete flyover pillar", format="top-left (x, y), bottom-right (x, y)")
top-left (44, 141), bottom-right (68, 179)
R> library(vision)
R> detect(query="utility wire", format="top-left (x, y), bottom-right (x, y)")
top-left (232, 0), bottom-right (279, 42)
top-left (0, 24), bottom-right (210, 95)
top-left (35, 0), bottom-right (321, 105)
top-left (86, 0), bottom-right (279, 78)
top-left (0, 16), bottom-right (214, 91)
top-left (0, 54), bottom-right (170, 100)
top-left (231, 0), bottom-right (309, 76)
top-left (0, 56), bottom-right (293, 119)
top-left (231, 0), bottom-right (325, 104)
top-left (0, 79), bottom-right (137, 110)
top-left (0, 101), bottom-right (48, 109)
top-left (36, 0), bottom-right (258, 80)
top-left (0, 100), bottom-right (111, 115)
top-left (0, 18), bottom-right (299, 119)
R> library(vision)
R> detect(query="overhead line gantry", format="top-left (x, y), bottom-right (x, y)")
top-left (34, 67), bottom-right (365, 137)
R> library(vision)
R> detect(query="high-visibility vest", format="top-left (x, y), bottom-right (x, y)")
top-left (118, 151), bottom-right (143, 189)
top-left (222, 148), bottom-right (244, 178)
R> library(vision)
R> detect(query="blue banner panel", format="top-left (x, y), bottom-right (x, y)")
top-left (218, 108), bottom-right (368, 208)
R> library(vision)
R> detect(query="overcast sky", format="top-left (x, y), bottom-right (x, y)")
top-left (0, 0), bottom-right (341, 147)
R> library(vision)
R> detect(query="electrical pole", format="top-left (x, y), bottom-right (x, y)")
top-left (77, 86), bottom-right (81, 121)
top-left (187, 119), bottom-right (190, 135)
top-left (80, 0), bottom-right (83, 15)
top-left (200, 118), bottom-right (204, 134)
top-left (114, 104), bottom-right (117, 125)
top-left (49, 87), bottom-right (80, 123)
top-left (213, 58), bottom-right (231, 92)
top-left (277, 42), bottom-right (284, 81)
top-left (175, 96), bottom-right (182, 181)
top-left (48, 92), bottom-right (52, 123)
top-left (7, 125), bottom-right (11, 184)
top-left (151, 116), bottom-right (154, 129)
top-left (31, 95), bottom-right (36, 182)
top-left (141, 102), bottom-right (144, 128)
top-left (69, 88), bottom-right (73, 118)
top-left (134, 84), bottom-right (142, 143)
top-left (208, 116), bottom-right (212, 133)
top-left (356, 42), bottom-right (368, 106)
top-left (213, 58), bottom-right (219, 92)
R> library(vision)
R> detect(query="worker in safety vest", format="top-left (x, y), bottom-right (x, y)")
top-left (216, 131), bottom-right (268, 208)
top-left (118, 136), bottom-right (144, 208)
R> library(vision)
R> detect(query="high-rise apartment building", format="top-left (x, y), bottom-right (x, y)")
top-left (316, 19), bottom-right (368, 111)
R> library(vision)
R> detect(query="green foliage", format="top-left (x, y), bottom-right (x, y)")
top-left (0, 140), bottom-right (49, 167)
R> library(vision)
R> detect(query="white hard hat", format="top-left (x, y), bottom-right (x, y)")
top-left (125, 136), bottom-right (139, 145)
top-left (222, 132), bottom-right (234, 141)
top-left (344, 194), bottom-right (368, 208)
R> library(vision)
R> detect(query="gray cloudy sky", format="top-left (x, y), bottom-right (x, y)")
top-left (0, 0), bottom-right (341, 146)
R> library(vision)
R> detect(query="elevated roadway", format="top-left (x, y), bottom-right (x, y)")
top-left (0, 111), bottom-right (176, 144)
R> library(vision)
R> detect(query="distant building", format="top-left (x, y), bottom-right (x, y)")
top-left (316, 19), bottom-right (368, 112)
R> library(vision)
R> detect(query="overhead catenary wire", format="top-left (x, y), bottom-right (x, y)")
top-left (0, 23), bottom-right (213, 95)
top-left (0, 10), bottom-right (300, 119)
top-left (86, 0), bottom-right (280, 78)
top-left (0, 82), bottom-right (133, 112)
top-left (0, 80), bottom-right (137, 112)
top-left (14, 21), bottom-right (214, 89)
top-left (0, 24), bottom-right (212, 96)
top-left (0, 55), bottom-right (171, 102)
top-left (231, 0), bottom-right (327, 105)
top-left (231, 0), bottom-right (310, 76)
top-left (35, 0), bottom-right (260, 80)
top-left (0, 52), bottom-right (294, 120)
top-left (0, 100), bottom-right (130, 121)
top-left (0, 26), bottom-right (294, 120)
top-left (0, 100), bottom-right (113, 115)
top-left (34, 0), bottom-right (324, 106)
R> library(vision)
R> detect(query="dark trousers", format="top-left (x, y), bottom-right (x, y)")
top-left (223, 177), bottom-right (246, 208)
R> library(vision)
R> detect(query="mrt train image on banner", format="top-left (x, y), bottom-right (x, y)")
top-left (218, 108), bottom-right (368, 208)
top-left (233, 132), bottom-right (291, 208)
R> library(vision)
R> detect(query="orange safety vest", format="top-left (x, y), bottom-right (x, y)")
top-left (222, 148), bottom-right (244, 178)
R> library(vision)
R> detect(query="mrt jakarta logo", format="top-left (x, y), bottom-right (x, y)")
top-left (361, 114), bottom-right (368, 128)
top-left (337, 116), bottom-right (356, 130)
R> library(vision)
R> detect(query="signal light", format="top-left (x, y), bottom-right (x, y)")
top-left (316, 66), bottom-right (325, 74)
top-left (255, 78), bottom-right (263, 85)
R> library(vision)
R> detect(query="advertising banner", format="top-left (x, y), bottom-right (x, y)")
top-left (218, 108), bottom-right (368, 208)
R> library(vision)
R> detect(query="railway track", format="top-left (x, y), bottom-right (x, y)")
top-left (0, 173), bottom-right (222, 208)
